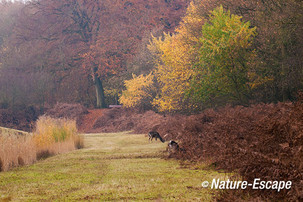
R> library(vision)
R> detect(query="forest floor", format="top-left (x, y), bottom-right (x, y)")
top-left (0, 131), bottom-right (230, 201)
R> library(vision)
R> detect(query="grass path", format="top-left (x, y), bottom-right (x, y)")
top-left (0, 132), bottom-right (229, 201)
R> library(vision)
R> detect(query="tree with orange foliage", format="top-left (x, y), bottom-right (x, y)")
top-left (17, 0), bottom-right (189, 108)
top-left (18, 0), bottom-right (130, 108)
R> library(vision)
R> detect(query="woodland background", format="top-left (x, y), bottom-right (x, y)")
top-left (0, 0), bottom-right (302, 114)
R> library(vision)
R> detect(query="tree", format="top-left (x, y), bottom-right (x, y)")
top-left (252, 0), bottom-right (303, 102)
top-left (190, 0), bottom-right (303, 103)
top-left (120, 73), bottom-right (155, 109)
top-left (148, 4), bottom-right (258, 112)
top-left (189, 5), bottom-right (257, 106)
top-left (17, 0), bottom-right (127, 108)
top-left (17, 0), bottom-right (190, 108)
top-left (149, 32), bottom-right (195, 112)
top-left (147, 2), bottom-right (204, 112)
top-left (0, 1), bottom-right (51, 108)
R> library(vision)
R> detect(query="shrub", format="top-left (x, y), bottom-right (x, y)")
top-left (45, 103), bottom-right (88, 126)
top-left (33, 116), bottom-right (79, 156)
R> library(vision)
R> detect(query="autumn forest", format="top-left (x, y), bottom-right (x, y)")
top-left (0, 0), bottom-right (302, 113)
top-left (1, 0), bottom-right (303, 200)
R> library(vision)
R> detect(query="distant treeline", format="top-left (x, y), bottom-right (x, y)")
top-left (0, 0), bottom-right (302, 112)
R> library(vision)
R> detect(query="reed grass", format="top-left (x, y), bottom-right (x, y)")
top-left (0, 131), bottom-right (36, 172)
top-left (0, 116), bottom-right (83, 171)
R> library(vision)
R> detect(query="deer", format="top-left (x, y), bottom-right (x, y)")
top-left (167, 140), bottom-right (179, 153)
top-left (148, 131), bottom-right (165, 143)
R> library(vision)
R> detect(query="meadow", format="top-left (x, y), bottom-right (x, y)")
top-left (0, 132), bottom-right (232, 201)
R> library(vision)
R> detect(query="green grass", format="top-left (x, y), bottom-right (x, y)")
top-left (0, 131), bottom-right (230, 201)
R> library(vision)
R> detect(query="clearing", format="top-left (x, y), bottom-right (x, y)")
top-left (0, 132), bottom-right (229, 201)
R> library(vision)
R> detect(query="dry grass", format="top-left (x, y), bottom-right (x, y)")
top-left (33, 116), bottom-right (80, 158)
top-left (0, 128), bottom-right (36, 172)
top-left (0, 116), bottom-right (82, 172)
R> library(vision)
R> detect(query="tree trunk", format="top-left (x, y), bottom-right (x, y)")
top-left (281, 41), bottom-right (287, 102)
top-left (92, 68), bottom-right (106, 108)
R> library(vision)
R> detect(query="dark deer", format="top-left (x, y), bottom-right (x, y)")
top-left (167, 140), bottom-right (179, 153)
top-left (148, 131), bottom-right (165, 143)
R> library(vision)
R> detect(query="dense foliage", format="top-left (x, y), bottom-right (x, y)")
top-left (0, 0), bottom-right (189, 109)
top-left (190, 5), bottom-right (257, 106)
top-left (143, 4), bottom-right (257, 112)
top-left (1, 0), bottom-right (302, 112)
top-left (121, 0), bottom-right (303, 112)
top-left (119, 73), bottom-right (155, 109)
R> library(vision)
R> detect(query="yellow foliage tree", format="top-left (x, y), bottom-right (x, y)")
top-left (148, 2), bottom-right (204, 112)
top-left (119, 73), bottom-right (155, 109)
